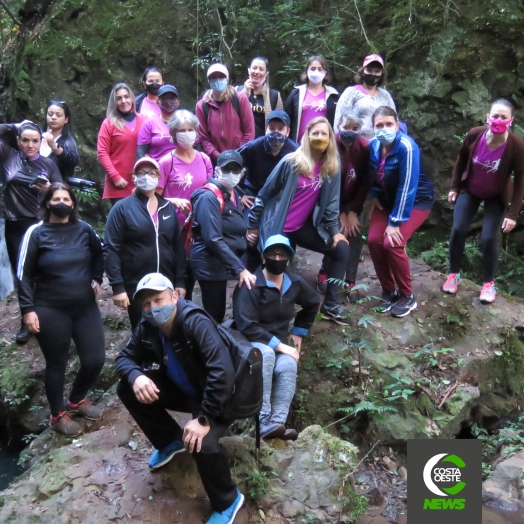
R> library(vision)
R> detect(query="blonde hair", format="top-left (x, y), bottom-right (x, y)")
top-left (202, 85), bottom-right (238, 103)
top-left (289, 117), bottom-right (339, 179)
top-left (106, 83), bottom-right (136, 130)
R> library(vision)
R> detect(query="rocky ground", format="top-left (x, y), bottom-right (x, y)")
top-left (1, 248), bottom-right (524, 522)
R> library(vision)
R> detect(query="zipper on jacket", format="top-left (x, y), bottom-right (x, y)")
top-left (149, 199), bottom-right (170, 273)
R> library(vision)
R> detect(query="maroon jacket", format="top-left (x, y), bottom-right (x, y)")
top-left (195, 91), bottom-right (255, 162)
top-left (337, 134), bottom-right (372, 215)
top-left (450, 126), bottom-right (524, 221)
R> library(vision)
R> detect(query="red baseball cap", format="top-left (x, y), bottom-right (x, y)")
top-left (363, 54), bottom-right (384, 68)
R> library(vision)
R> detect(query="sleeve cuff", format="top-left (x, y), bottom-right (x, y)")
top-left (291, 327), bottom-right (308, 337)
top-left (112, 283), bottom-right (126, 295)
top-left (20, 307), bottom-right (35, 316)
top-left (268, 336), bottom-right (281, 350)
top-left (128, 370), bottom-right (143, 386)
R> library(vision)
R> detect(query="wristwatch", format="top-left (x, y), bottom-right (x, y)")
top-left (197, 414), bottom-right (210, 427)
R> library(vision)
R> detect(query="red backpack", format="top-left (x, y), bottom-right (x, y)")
top-left (182, 184), bottom-right (225, 256)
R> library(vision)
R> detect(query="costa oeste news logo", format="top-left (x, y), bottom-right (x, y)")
top-left (423, 453), bottom-right (466, 509)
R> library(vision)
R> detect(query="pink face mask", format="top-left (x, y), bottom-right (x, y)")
top-left (488, 118), bottom-right (511, 135)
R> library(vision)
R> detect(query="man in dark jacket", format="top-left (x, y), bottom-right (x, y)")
top-left (115, 272), bottom-right (244, 524)
top-left (233, 235), bottom-right (320, 440)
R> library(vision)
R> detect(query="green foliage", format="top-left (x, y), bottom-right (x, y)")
top-left (414, 344), bottom-right (455, 367)
top-left (244, 470), bottom-right (277, 500)
top-left (383, 373), bottom-right (417, 402)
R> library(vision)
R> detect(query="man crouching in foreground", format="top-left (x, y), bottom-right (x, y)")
top-left (115, 272), bottom-right (244, 524)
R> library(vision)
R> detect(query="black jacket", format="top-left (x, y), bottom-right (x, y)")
top-left (104, 191), bottom-right (186, 296)
top-left (189, 179), bottom-right (247, 281)
top-left (233, 266), bottom-right (320, 346)
top-left (114, 297), bottom-right (236, 423)
top-left (49, 135), bottom-right (79, 180)
top-left (17, 220), bottom-right (103, 315)
top-left (135, 93), bottom-right (146, 113)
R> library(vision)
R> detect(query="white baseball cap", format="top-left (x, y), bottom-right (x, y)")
top-left (133, 273), bottom-right (174, 299)
top-left (207, 63), bottom-right (229, 80)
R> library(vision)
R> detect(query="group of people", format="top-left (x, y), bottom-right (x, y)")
top-left (2, 52), bottom-right (523, 524)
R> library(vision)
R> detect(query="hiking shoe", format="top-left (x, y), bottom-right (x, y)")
top-left (391, 294), bottom-right (418, 318)
top-left (261, 423), bottom-right (286, 440)
top-left (50, 411), bottom-right (82, 437)
top-left (148, 440), bottom-right (185, 469)
top-left (15, 323), bottom-right (31, 345)
top-left (344, 281), bottom-right (360, 304)
top-left (317, 270), bottom-right (328, 295)
top-left (320, 304), bottom-right (351, 325)
top-left (442, 273), bottom-right (461, 294)
top-left (375, 290), bottom-right (399, 313)
top-left (207, 489), bottom-right (244, 524)
top-left (66, 399), bottom-right (102, 421)
top-left (480, 281), bottom-right (496, 304)
top-left (281, 428), bottom-right (298, 441)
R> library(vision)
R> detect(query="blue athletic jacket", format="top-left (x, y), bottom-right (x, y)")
top-left (369, 131), bottom-right (434, 226)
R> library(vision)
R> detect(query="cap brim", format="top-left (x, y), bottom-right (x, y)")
top-left (133, 285), bottom-right (169, 300)
top-left (263, 243), bottom-right (295, 259)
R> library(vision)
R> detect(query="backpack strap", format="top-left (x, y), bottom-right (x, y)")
top-left (202, 183), bottom-right (226, 212)
top-left (269, 89), bottom-right (278, 111)
top-left (202, 101), bottom-right (210, 122)
top-left (231, 93), bottom-right (241, 119)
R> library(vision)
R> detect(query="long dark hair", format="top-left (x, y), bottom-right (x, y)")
top-left (40, 182), bottom-right (79, 222)
top-left (17, 122), bottom-right (42, 137)
top-left (47, 100), bottom-right (76, 142)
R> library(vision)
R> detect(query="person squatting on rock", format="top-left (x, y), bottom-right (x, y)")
top-left (97, 82), bottom-right (145, 204)
top-left (367, 106), bottom-right (434, 318)
top-left (233, 235), bottom-right (319, 440)
top-left (317, 109), bottom-right (373, 302)
top-left (17, 183), bottom-right (105, 436)
top-left (115, 273), bottom-right (245, 524)
top-left (104, 158), bottom-right (187, 331)
top-left (247, 116), bottom-right (350, 325)
top-left (442, 99), bottom-right (524, 304)
top-left (0, 121), bottom-right (62, 344)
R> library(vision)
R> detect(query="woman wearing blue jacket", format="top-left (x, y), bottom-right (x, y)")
top-left (368, 106), bottom-right (434, 318)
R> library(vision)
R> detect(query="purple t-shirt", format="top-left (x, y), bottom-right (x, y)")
top-left (467, 133), bottom-right (507, 199)
top-left (284, 163), bottom-right (323, 232)
top-left (139, 97), bottom-right (162, 118)
top-left (124, 117), bottom-right (137, 131)
top-left (298, 90), bottom-right (327, 143)
top-left (375, 157), bottom-right (386, 187)
top-left (158, 150), bottom-right (213, 226)
top-left (137, 116), bottom-right (175, 161)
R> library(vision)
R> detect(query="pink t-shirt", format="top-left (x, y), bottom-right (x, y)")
top-left (124, 117), bottom-right (137, 131)
top-left (467, 133), bottom-right (507, 199)
top-left (158, 150), bottom-right (213, 226)
top-left (140, 97), bottom-right (162, 118)
top-left (284, 163), bottom-right (323, 232)
top-left (375, 157), bottom-right (386, 187)
top-left (137, 116), bottom-right (175, 161)
top-left (297, 90), bottom-right (327, 143)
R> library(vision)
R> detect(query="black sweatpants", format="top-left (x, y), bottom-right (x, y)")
top-left (34, 302), bottom-right (106, 416)
top-left (5, 218), bottom-right (39, 274)
top-left (198, 280), bottom-right (228, 323)
top-left (286, 219), bottom-right (350, 308)
top-left (117, 372), bottom-right (237, 512)
top-left (449, 191), bottom-right (505, 283)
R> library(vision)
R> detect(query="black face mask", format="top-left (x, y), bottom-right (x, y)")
top-left (145, 82), bottom-right (161, 95)
top-left (49, 202), bottom-right (73, 219)
top-left (264, 258), bottom-right (288, 275)
top-left (363, 73), bottom-right (381, 87)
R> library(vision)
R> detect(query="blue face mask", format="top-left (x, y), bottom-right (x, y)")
top-left (210, 78), bottom-right (228, 93)
top-left (339, 130), bottom-right (359, 145)
top-left (375, 127), bottom-right (397, 145)
top-left (142, 301), bottom-right (175, 326)
top-left (266, 132), bottom-right (286, 148)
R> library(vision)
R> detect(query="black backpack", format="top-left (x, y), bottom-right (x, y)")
top-left (202, 93), bottom-right (241, 121)
top-left (177, 303), bottom-right (264, 444)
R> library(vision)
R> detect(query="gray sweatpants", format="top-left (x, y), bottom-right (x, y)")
top-left (253, 342), bottom-right (297, 427)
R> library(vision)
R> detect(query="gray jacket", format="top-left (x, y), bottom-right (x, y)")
top-left (247, 155), bottom-right (341, 250)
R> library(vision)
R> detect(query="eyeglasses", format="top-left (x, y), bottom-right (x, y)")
top-left (136, 170), bottom-right (160, 177)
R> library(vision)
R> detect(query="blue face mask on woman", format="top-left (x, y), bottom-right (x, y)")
top-left (210, 78), bottom-right (228, 93)
top-left (339, 130), bottom-right (359, 145)
top-left (375, 127), bottom-right (397, 145)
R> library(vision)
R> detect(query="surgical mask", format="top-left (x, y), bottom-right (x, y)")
top-left (176, 131), bottom-right (197, 148)
top-left (210, 78), bottom-right (228, 93)
top-left (363, 73), bottom-right (381, 87)
top-left (266, 132), bottom-right (286, 148)
top-left (218, 171), bottom-right (242, 189)
top-left (264, 258), bottom-right (288, 275)
top-left (309, 136), bottom-right (330, 152)
top-left (375, 127), bottom-right (397, 145)
top-left (488, 118), bottom-right (511, 135)
top-left (133, 174), bottom-right (159, 192)
top-left (142, 301), bottom-right (175, 326)
top-left (251, 74), bottom-right (267, 87)
top-left (49, 202), bottom-right (73, 219)
top-left (145, 83), bottom-right (161, 95)
top-left (159, 98), bottom-right (180, 114)
top-left (307, 70), bottom-right (326, 84)
top-left (339, 130), bottom-right (359, 145)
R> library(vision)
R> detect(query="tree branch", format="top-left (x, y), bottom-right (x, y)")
top-left (0, 0), bottom-right (21, 26)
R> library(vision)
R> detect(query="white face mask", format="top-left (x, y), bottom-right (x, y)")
top-left (176, 130), bottom-right (197, 148)
top-left (307, 70), bottom-right (326, 84)
top-left (218, 171), bottom-right (242, 189)
top-left (133, 174), bottom-right (159, 192)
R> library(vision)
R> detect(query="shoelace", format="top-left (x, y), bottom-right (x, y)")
top-left (55, 411), bottom-right (75, 426)
top-left (318, 273), bottom-right (328, 283)
top-left (446, 274), bottom-right (459, 284)
top-left (481, 281), bottom-right (495, 293)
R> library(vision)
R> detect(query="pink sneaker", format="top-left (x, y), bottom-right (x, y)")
top-left (480, 281), bottom-right (496, 304)
top-left (442, 273), bottom-right (461, 294)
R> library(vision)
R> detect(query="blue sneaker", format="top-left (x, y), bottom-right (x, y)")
top-left (148, 440), bottom-right (185, 470)
top-left (207, 490), bottom-right (244, 524)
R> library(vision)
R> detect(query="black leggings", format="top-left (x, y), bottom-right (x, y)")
top-left (198, 280), bottom-right (228, 323)
top-left (5, 218), bottom-right (38, 274)
top-left (449, 191), bottom-right (505, 283)
top-left (34, 303), bottom-right (106, 416)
